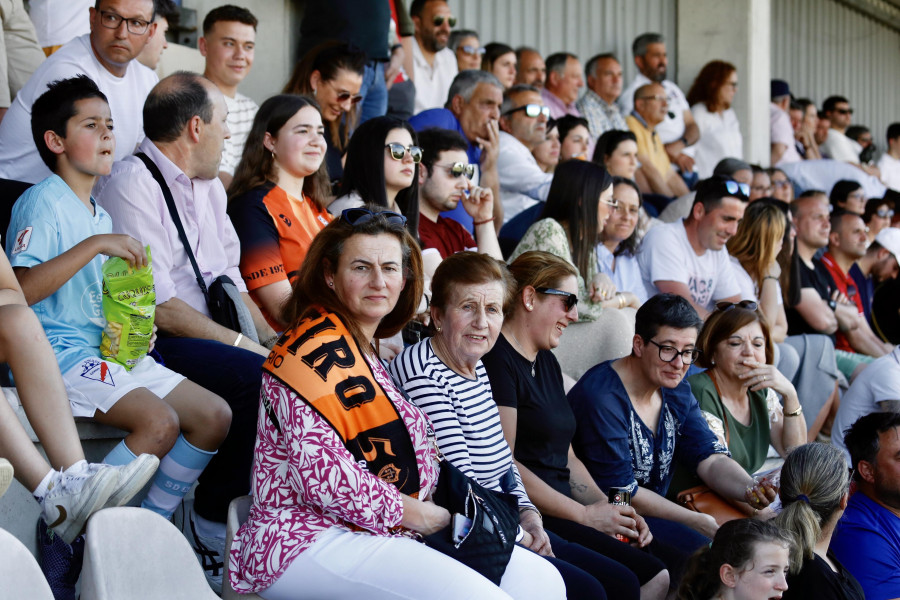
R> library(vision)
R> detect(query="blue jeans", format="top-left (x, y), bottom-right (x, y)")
top-left (154, 336), bottom-right (265, 523)
top-left (643, 515), bottom-right (709, 580)
top-left (359, 61), bottom-right (387, 123)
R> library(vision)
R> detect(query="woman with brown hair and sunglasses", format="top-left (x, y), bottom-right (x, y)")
top-left (670, 301), bottom-right (806, 498)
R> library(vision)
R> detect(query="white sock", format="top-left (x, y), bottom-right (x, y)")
top-left (193, 511), bottom-right (226, 540)
top-left (64, 459), bottom-right (90, 476)
top-left (32, 469), bottom-right (55, 501)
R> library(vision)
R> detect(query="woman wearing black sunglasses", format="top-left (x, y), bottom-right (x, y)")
top-left (484, 251), bottom-right (673, 600)
top-left (330, 116), bottom-right (421, 240)
top-left (669, 302), bottom-right (806, 499)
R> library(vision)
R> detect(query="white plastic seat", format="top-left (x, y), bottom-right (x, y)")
top-left (223, 495), bottom-right (263, 600)
top-left (0, 526), bottom-right (54, 599)
top-left (80, 507), bottom-right (219, 600)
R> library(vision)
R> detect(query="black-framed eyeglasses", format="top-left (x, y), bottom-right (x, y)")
top-left (385, 143), bottom-right (423, 163)
top-left (460, 45), bottom-right (485, 56)
top-left (535, 287), bottom-right (577, 311)
top-left (647, 339), bottom-right (700, 364)
top-left (98, 10), bottom-right (152, 35)
top-left (715, 300), bottom-right (759, 312)
top-left (502, 103), bottom-right (551, 119)
top-left (724, 180), bottom-right (751, 198)
top-left (433, 15), bottom-right (457, 27)
top-left (340, 208), bottom-right (408, 227)
top-left (877, 208), bottom-right (895, 218)
top-left (433, 162), bottom-right (475, 180)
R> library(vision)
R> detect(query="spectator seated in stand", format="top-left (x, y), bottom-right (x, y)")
top-left (226, 94), bottom-right (333, 332)
top-left (448, 29), bottom-right (483, 72)
top-left (541, 52), bottom-right (584, 119)
top-left (481, 42), bottom-right (516, 90)
top-left (775, 442), bottom-right (865, 600)
top-left (597, 177), bottom-right (648, 305)
top-left (556, 115), bottom-right (591, 162)
top-left (685, 60), bottom-right (743, 180)
top-left (669, 302), bottom-right (807, 500)
top-left (568, 294), bottom-right (778, 550)
top-left (514, 46), bottom-right (545, 88)
top-left (531, 117), bottom-right (560, 173)
top-left (511, 160), bottom-right (640, 321)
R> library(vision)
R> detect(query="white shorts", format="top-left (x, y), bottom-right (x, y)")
top-left (62, 355), bottom-right (185, 418)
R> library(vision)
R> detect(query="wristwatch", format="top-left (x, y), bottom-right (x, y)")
top-left (828, 299), bottom-right (837, 311)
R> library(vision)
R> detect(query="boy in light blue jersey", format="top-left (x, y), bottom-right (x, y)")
top-left (7, 76), bottom-right (231, 531)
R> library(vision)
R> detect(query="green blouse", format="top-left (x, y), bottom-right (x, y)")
top-left (667, 371), bottom-right (770, 498)
top-left (509, 218), bottom-right (603, 321)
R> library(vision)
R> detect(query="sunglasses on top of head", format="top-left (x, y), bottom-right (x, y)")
top-left (715, 300), bottom-right (758, 312)
top-left (385, 143), bottom-right (423, 163)
top-left (340, 208), bottom-right (408, 227)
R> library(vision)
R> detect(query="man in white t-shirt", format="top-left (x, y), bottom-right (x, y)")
top-left (820, 95), bottom-right (881, 180)
top-left (638, 175), bottom-right (746, 317)
top-left (619, 32), bottom-right (699, 176)
top-left (832, 345), bottom-right (900, 462)
top-left (410, 0), bottom-right (458, 114)
top-left (200, 5), bottom-right (258, 190)
top-left (877, 122), bottom-right (900, 191)
top-left (0, 0), bottom-right (158, 183)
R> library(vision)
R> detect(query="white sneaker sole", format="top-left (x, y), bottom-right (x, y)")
top-left (105, 454), bottom-right (160, 508)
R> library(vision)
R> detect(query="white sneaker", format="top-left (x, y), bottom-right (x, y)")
top-left (82, 454), bottom-right (160, 508)
top-left (41, 465), bottom-right (117, 544)
top-left (0, 458), bottom-right (13, 499)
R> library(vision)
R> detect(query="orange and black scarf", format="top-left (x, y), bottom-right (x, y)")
top-left (263, 309), bottom-right (421, 497)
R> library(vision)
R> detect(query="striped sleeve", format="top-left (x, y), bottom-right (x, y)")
top-left (390, 341), bottom-right (533, 509)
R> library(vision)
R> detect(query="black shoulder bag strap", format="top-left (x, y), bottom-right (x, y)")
top-left (135, 152), bottom-right (210, 303)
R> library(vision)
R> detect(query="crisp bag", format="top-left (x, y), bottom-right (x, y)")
top-left (100, 247), bottom-right (155, 370)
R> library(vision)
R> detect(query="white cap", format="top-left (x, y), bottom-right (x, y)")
top-left (875, 227), bottom-right (900, 260)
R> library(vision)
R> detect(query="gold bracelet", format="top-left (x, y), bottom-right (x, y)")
top-left (785, 405), bottom-right (803, 417)
top-left (519, 506), bottom-right (542, 521)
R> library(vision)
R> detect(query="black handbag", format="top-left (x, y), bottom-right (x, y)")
top-left (135, 153), bottom-right (247, 335)
top-left (424, 459), bottom-right (519, 585)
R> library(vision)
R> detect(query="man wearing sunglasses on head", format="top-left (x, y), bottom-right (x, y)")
top-left (415, 128), bottom-right (502, 276)
top-left (496, 85), bottom-right (554, 239)
top-left (638, 176), bottom-right (747, 319)
top-left (410, 0), bottom-right (458, 114)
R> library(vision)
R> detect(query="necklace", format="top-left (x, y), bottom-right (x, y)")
top-left (508, 331), bottom-right (537, 377)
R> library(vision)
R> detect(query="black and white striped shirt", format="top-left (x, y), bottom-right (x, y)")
top-left (389, 339), bottom-right (533, 509)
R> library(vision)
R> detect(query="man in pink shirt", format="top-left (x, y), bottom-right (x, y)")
top-left (96, 72), bottom-right (274, 593)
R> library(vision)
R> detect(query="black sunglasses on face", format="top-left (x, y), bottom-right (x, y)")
top-left (502, 103), bottom-right (551, 119)
top-left (647, 339), bottom-right (701, 364)
top-left (340, 208), bottom-right (408, 227)
top-left (433, 15), bottom-right (457, 27)
top-left (535, 287), bottom-right (578, 311)
top-left (835, 108), bottom-right (854, 115)
top-left (433, 162), bottom-right (475, 180)
top-left (385, 143), bottom-right (423, 163)
top-left (715, 300), bottom-right (759, 312)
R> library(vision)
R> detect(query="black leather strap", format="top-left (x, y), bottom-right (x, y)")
top-left (135, 152), bottom-right (209, 301)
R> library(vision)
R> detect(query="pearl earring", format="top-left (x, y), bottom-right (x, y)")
top-left (526, 304), bottom-right (533, 310)
top-left (436, 326), bottom-right (442, 333)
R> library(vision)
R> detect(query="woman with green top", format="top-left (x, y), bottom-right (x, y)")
top-left (672, 302), bottom-right (806, 498)
top-left (509, 160), bottom-right (639, 321)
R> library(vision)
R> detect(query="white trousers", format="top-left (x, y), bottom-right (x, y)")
top-left (258, 527), bottom-right (566, 600)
